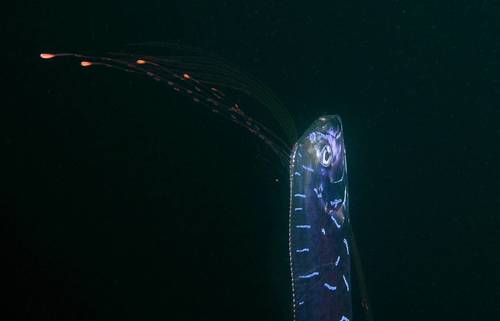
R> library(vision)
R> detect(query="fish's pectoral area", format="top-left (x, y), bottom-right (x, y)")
top-left (294, 184), bottom-right (346, 232)
top-left (311, 179), bottom-right (346, 230)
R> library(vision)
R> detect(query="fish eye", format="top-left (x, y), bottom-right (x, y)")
top-left (320, 144), bottom-right (333, 167)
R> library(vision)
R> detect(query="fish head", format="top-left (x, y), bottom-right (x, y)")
top-left (294, 115), bottom-right (349, 225)
top-left (302, 115), bottom-right (346, 184)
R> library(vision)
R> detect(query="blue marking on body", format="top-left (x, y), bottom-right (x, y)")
top-left (298, 301), bottom-right (304, 306)
top-left (343, 238), bottom-right (350, 255)
top-left (294, 193), bottom-right (306, 198)
top-left (302, 165), bottom-right (314, 172)
top-left (335, 255), bottom-right (341, 266)
top-left (342, 274), bottom-right (350, 292)
top-left (295, 207), bottom-right (303, 211)
top-left (321, 228), bottom-right (326, 235)
top-left (340, 316), bottom-right (350, 321)
top-left (294, 172), bottom-right (302, 176)
top-left (331, 216), bottom-right (341, 228)
top-left (298, 272), bottom-right (319, 279)
top-left (296, 248), bottom-right (310, 253)
top-left (296, 225), bottom-right (311, 229)
top-left (324, 283), bottom-right (337, 291)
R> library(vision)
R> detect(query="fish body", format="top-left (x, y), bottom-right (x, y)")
top-left (289, 115), bottom-right (351, 321)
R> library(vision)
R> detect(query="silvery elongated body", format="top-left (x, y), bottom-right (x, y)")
top-left (289, 115), bottom-right (351, 321)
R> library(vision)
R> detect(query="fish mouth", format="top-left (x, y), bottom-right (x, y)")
top-left (311, 115), bottom-right (343, 137)
top-left (295, 115), bottom-right (343, 146)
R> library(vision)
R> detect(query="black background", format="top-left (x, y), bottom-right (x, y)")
top-left (4, 1), bottom-right (499, 321)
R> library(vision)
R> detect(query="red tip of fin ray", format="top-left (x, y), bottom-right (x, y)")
top-left (40, 53), bottom-right (55, 59)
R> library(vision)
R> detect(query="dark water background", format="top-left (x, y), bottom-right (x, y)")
top-left (4, 1), bottom-right (499, 321)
